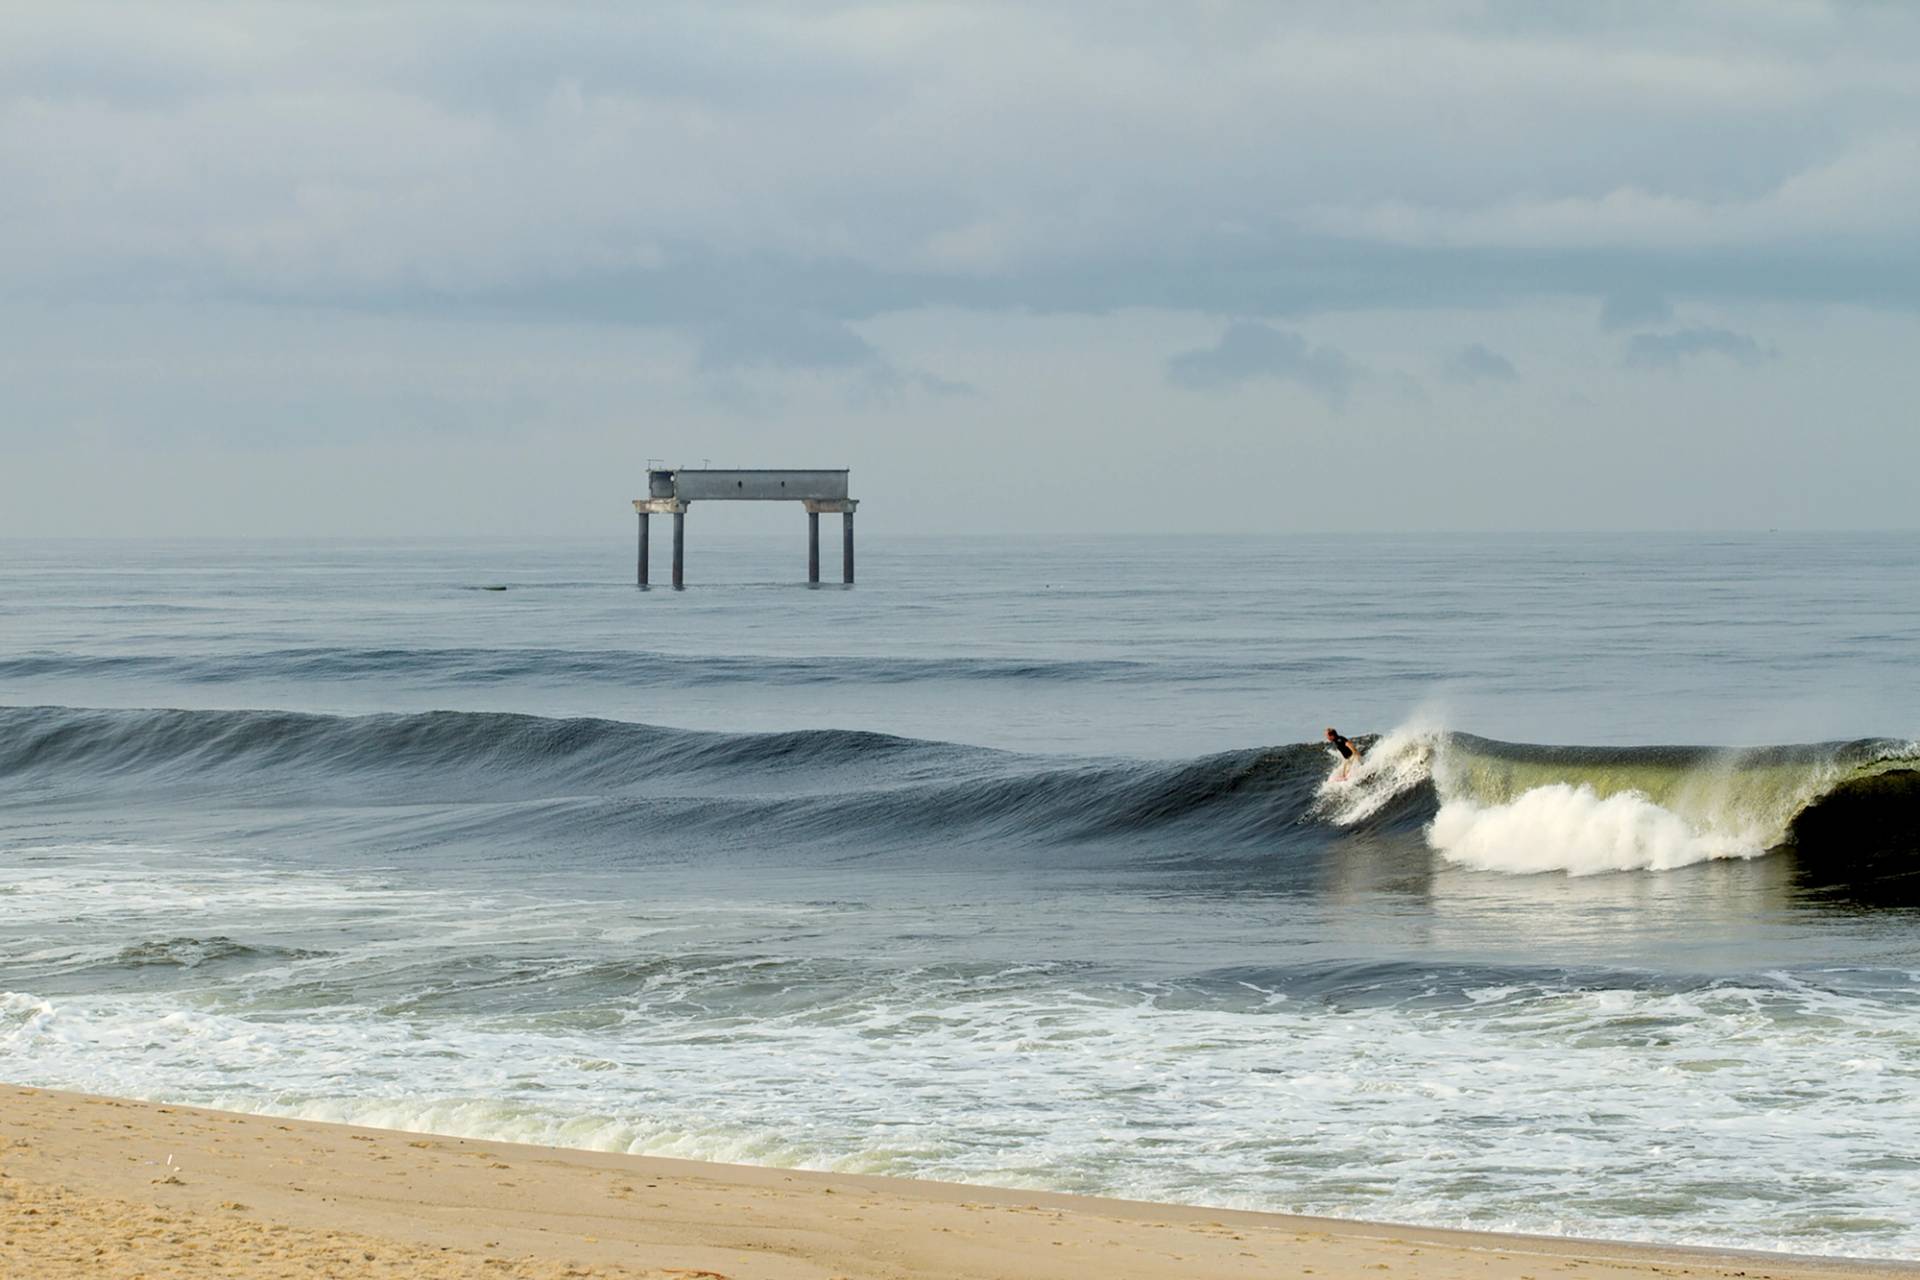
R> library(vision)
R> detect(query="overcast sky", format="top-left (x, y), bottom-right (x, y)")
top-left (4, 1), bottom-right (1918, 535)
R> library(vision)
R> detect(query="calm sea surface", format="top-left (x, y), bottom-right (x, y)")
top-left (2, 533), bottom-right (1917, 1257)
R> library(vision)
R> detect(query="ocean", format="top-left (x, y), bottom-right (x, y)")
top-left (2, 532), bottom-right (1916, 1258)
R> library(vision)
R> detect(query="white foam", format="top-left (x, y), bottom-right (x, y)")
top-left (1428, 783), bottom-right (1763, 875)
top-left (1313, 722), bottom-right (1439, 826)
top-left (17, 960), bottom-right (1916, 1258)
top-left (8, 838), bottom-right (1920, 1258)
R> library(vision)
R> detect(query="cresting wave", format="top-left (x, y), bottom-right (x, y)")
top-left (1, 705), bottom-right (1913, 876)
top-left (1326, 728), bottom-right (1920, 877)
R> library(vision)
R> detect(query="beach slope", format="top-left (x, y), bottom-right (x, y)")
top-left (2, 1086), bottom-right (1908, 1279)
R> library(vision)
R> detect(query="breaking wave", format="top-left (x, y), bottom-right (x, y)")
top-left (1326, 728), bottom-right (1919, 876)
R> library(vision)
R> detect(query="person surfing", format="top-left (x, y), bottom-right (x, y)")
top-left (1324, 727), bottom-right (1362, 781)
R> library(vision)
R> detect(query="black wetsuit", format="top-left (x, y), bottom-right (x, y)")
top-left (1329, 734), bottom-right (1355, 760)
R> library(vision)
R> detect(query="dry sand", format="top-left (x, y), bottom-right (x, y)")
top-left (2, 1085), bottom-right (1911, 1279)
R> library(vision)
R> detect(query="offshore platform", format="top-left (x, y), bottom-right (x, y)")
top-left (632, 468), bottom-right (858, 588)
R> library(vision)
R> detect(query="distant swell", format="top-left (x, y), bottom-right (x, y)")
top-left (0, 647), bottom-right (1168, 688)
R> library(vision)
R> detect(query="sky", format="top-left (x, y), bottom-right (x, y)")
top-left (4, 0), bottom-right (1918, 536)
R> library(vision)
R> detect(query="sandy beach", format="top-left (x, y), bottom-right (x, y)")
top-left (1, 1086), bottom-right (1909, 1280)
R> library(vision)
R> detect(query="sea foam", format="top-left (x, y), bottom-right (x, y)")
top-left (1427, 783), bottom-right (1761, 875)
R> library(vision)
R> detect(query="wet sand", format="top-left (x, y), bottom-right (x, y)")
top-left (2, 1085), bottom-right (1910, 1279)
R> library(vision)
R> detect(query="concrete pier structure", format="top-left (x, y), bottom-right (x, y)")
top-left (634, 468), bottom-right (857, 588)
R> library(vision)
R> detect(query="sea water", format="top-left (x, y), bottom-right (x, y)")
top-left (1, 533), bottom-right (1916, 1257)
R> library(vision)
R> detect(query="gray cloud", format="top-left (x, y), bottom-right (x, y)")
top-left (1623, 327), bottom-right (1775, 369)
top-left (4, 2), bottom-right (1920, 329)
top-left (1600, 291), bottom-right (1674, 331)
top-left (1167, 322), bottom-right (1359, 406)
top-left (1445, 343), bottom-right (1519, 383)
top-left (697, 310), bottom-right (883, 374)
top-left (696, 308), bottom-right (968, 405)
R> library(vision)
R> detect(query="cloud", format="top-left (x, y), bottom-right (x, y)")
top-left (1167, 321), bottom-right (1358, 406)
top-left (1301, 134), bottom-right (1920, 256)
top-left (695, 307), bottom-right (968, 404)
top-left (1444, 343), bottom-right (1518, 383)
top-left (1622, 327), bottom-right (1774, 369)
top-left (1599, 290), bottom-right (1673, 330)
top-left (3, 2), bottom-right (1920, 327)
top-left (697, 310), bottom-right (883, 374)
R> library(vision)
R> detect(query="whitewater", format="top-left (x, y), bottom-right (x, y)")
top-left (1320, 727), bottom-right (1919, 875)
top-left (2, 533), bottom-right (1917, 1258)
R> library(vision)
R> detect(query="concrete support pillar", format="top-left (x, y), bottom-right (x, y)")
top-left (808, 511), bottom-right (820, 584)
top-left (637, 512), bottom-right (650, 587)
top-left (842, 510), bottom-right (855, 584)
top-left (672, 510), bottom-right (686, 589)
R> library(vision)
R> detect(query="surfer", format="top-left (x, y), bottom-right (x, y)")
top-left (1325, 727), bottom-right (1362, 781)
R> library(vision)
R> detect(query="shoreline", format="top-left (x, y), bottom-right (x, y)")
top-left (4, 1085), bottom-right (1912, 1279)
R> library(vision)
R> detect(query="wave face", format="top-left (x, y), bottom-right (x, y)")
top-left (0, 704), bottom-right (954, 795)
top-left (0, 705), bottom-right (1343, 863)
top-left (3, 706), bottom-right (1913, 881)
